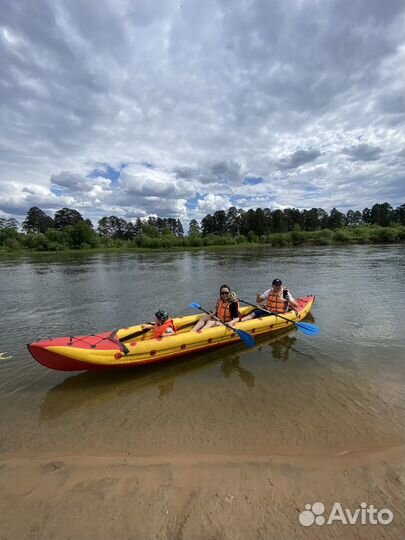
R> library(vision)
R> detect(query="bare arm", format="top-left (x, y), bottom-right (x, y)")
top-left (256, 289), bottom-right (269, 304)
top-left (285, 290), bottom-right (298, 308)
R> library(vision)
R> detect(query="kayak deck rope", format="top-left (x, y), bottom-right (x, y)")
top-left (65, 332), bottom-right (129, 355)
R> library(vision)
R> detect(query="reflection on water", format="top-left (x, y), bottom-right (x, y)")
top-left (39, 354), bottom-right (215, 422)
top-left (40, 328), bottom-right (299, 422)
top-left (263, 335), bottom-right (297, 363)
top-left (221, 356), bottom-right (256, 387)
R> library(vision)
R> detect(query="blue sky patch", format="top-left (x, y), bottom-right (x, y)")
top-left (88, 163), bottom-right (121, 184)
top-left (186, 194), bottom-right (202, 210)
top-left (243, 176), bottom-right (263, 185)
top-left (50, 185), bottom-right (64, 197)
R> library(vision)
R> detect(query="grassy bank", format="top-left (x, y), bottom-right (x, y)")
top-left (1, 225), bottom-right (404, 255)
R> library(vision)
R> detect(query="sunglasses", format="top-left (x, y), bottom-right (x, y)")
top-left (220, 291), bottom-right (230, 295)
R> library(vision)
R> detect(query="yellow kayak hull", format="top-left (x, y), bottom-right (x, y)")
top-left (27, 296), bottom-right (315, 371)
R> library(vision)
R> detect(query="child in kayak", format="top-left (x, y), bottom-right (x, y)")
top-left (150, 310), bottom-right (176, 338)
top-left (192, 284), bottom-right (240, 332)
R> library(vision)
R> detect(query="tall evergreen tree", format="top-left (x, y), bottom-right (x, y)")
top-left (201, 214), bottom-right (216, 235)
top-left (370, 203), bottom-right (393, 227)
top-left (328, 208), bottom-right (347, 229)
top-left (302, 208), bottom-right (320, 231)
top-left (272, 209), bottom-right (288, 233)
top-left (394, 203), bottom-right (405, 225)
top-left (0, 217), bottom-right (18, 230)
top-left (226, 207), bottom-right (242, 235)
top-left (54, 208), bottom-right (83, 230)
top-left (176, 219), bottom-right (184, 237)
top-left (23, 207), bottom-right (54, 233)
top-left (188, 219), bottom-right (201, 236)
top-left (346, 209), bottom-right (362, 226)
top-left (362, 207), bottom-right (371, 224)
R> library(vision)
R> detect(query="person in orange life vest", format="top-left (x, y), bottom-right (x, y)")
top-left (192, 284), bottom-right (240, 332)
top-left (151, 309), bottom-right (176, 338)
top-left (241, 278), bottom-right (298, 321)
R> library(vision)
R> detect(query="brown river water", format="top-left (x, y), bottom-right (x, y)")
top-left (0, 244), bottom-right (404, 539)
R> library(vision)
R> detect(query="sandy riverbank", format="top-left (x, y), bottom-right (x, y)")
top-left (0, 446), bottom-right (403, 540)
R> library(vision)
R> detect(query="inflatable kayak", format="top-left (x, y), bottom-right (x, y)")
top-left (27, 296), bottom-right (315, 371)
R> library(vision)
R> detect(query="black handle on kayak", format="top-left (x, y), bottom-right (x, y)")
top-left (119, 319), bottom-right (199, 343)
top-left (107, 334), bottom-right (130, 355)
top-left (118, 323), bottom-right (156, 343)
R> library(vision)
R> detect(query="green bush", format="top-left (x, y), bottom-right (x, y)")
top-left (247, 231), bottom-right (258, 243)
top-left (66, 222), bottom-right (98, 248)
top-left (397, 226), bottom-right (405, 240)
top-left (369, 227), bottom-right (400, 243)
top-left (3, 237), bottom-right (21, 250)
top-left (186, 235), bottom-right (203, 247)
top-left (311, 229), bottom-right (333, 245)
top-left (47, 241), bottom-right (67, 251)
top-left (291, 230), bottom-right (305, 245)
top-left (24, 233), bottom-right (49, 250)
top-left (271, 233), bottom-right (290, 247)
top-left (333, 229), bottom-right (352, 243)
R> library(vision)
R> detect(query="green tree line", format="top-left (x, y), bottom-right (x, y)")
top-left (0, 202), bottom-right (404, 252)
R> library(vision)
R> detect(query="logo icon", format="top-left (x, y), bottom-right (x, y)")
top-left (298, 502), bottom-right (394, 526)
top-left (299, 502), bottom-right (325, 526)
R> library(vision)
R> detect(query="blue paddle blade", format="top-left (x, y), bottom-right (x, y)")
top-left (235, 329), bottom-right (256, 348)
top-left (295, 321), bottom-right (320, 335)
top-left (189, 302), bottom-right (202, 310)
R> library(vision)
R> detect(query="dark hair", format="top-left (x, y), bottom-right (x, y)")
top-left (219, 284), bottom-right (231, 293)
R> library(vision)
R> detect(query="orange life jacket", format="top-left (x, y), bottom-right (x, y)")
top-left (265, 291), bottom-right (288, 313)
top-left (153, 319), bottom-right (175, 339)
top-left (215, 298), bottom-right (240, 322)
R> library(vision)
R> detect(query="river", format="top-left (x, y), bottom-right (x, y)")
top-left (0, 244), bottom-right (404, 539)
top-left (0, 244), bottom-right (403, 455)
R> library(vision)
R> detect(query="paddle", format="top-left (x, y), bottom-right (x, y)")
top-left (239, 299), bottom-right (320, 336)
top-left (189, 302), bottom-right (255, 348)
top-left (118, 323), bottom-right (155, 343)
top-left (119, 320), bottom-right (196, 343)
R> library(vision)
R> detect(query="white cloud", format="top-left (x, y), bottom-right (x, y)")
top-left (196, 193), bottom-right (233, 214)
top-left (0, 0), bottom-right (403, 226)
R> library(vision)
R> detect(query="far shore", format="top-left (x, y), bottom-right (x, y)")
top-left (1, 229), bottom-right (404, 257)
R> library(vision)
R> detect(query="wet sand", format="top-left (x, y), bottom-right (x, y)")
top-left (0, 446), bottom-right (403, 540)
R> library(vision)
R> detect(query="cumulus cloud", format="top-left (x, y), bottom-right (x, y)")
top-left (0, 0), bottom-right (403, 225)
top-left (342, 143), bottom-right (384, 162)
top-left (275, 150), bottom-right (322, 170)
top-left (196, 194), bottom-right (233, 214)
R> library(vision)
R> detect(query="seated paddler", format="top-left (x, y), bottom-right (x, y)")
top-left (192, 284), bottom-right (240, 332)
top-left (241, 278), bottom-right (298, 321)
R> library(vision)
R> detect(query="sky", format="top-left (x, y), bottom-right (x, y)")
top-left (0, 0), bottom-right (404, 228)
